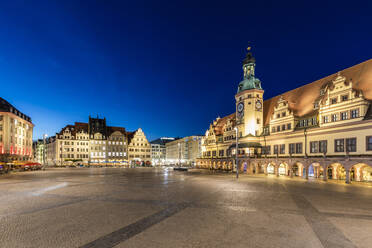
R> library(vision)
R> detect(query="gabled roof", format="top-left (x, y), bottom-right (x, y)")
top-left (213, 113), bottom-right (235, 135)
top-left (263, 59), bottom-right (372, 125)
top-left (107, 126), bottom-right (126, 136)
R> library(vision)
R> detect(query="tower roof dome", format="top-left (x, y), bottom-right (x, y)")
top-left (237, 77), bottom-right (262, 93)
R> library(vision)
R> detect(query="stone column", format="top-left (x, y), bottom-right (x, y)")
top-left (346, 169), bottom-right (351, 184)
top-left (323, 166), bottom-right (328, 181)
top-left (289, 166), bottom-right (293, 178)
top-left (275, 166), bottom-right (279, 177)
top-left (305, 166), bottom-right (309, 180)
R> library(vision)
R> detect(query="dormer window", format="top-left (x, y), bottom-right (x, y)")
top-left (276, 114), bottom-right (280, 118)
top-left (331, 98), bottom-right (337, 104)
top-left (341, 95), bottom-right (349, 102)
top-left (320, 89), bottom-right (325, 96)
top-left (281, 112), bottom-right (286, 117)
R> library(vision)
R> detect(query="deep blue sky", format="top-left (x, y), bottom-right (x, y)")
top-left (1, 0), bottom-right (371, 141)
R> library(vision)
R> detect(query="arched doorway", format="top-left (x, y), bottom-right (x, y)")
top-left (267, 163), bottom-right (275, 174)
top-left (278, 164), bottom-right (286, 175)
top-left (350, 163), bottom-right (372, 182)
top-left (308, 164), bottom-right (315, 177)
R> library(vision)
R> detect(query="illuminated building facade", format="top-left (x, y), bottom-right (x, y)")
top-left (0, 97), bottom-right (33, 162)
top-left (150, 137), bottom-right (175, 165)
top-left (45, 116), bottom-right (128, 165)
top-left (197, 49), bottom-right (372, 183)
top-left (166, 136), bottom-right (203, 165)
top-left (127, 128), bottom-right (152, 165)
top-left (33, 139), bottom-right (45, 164)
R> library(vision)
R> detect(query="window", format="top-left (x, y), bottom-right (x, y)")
top-left (341, 95), bottom-right (349, 101)
top-left (367, 136), bottom-right (372, 151)
top-left (319, 140), bottom-right (327, 153)
top-left (282, 112), bottom-right (286, 117)
top-left (351, 109), bottom-right (359, 119)
top-left (331, 98), bottom-right (337, 104)
top-left (296, 143), bottom-right (302, 154)
top-left (277, 126), bottom-right (280, 132)
top-left (262, 146), bottom-right (271, 155)
top-left (310, 141), bottom-right (319, 153)
top-left (341, 112), bottom-right (348, 120)
top-left (212, 151), bottom-right (216, 157)
top-left (274, 145), bottom-right (279, 155)
top-left (277, 114), bottom-right (280, 118)
top-left (346, 138), bottom-right (357, 152)
top-left (272, 127), bottom-right (276, 133)
top-left (280, 144), bottom-right (285, 154)
top-left (287, 123), bottom-right (291, 130)
top-left (323, 116), bottom-right (329, 123)
top-left (282, 124), bottom-right (286, 131)
top-left (219, 150), bottom-right (224, 157)
top-left (257, 118), bottom-right (260, 124)
top-left (289, 144), bottom-right (295, 154)
top-left (335, 139), bottom-right (344, 152)
top-left (331, 114), bottom-right (338, 122)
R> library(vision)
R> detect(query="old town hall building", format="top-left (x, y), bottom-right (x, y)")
top-left (197, 48), bottom-right (372, 183)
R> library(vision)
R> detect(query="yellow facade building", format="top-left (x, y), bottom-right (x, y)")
top-left (127, 128), bottom-right (152, 166)
top-left (197, 49), bottom-right (372, 183)
top-left (0, 97), bottom-right (33, 163)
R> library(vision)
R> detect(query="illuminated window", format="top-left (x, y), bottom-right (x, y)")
top-left (335, 139), bottom-right (344, 152)
top-left (280, 144), bottom-right (285, 154)
top-left (323, 116), bottom-right (329, 123)
top-left (331, 98), bottom-right (337, 104)
top-left (287, 123), bottom-right (291, 130)
top-left (331, 114), bottom-right (338, 122)
top-left (341, 95), bottom-right (349, 101)
top-left (351, 109), bottom-right (359, 118)
top-left (341, 112), bottom-right (348, 120)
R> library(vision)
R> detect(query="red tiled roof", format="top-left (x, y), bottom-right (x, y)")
top-left (263, 59), bottom-right (372, 125)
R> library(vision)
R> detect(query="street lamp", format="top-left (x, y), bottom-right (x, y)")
top-left (304, 128), bottom-right (308, 158)
top-left (234, 127), bottom-right (239, 179)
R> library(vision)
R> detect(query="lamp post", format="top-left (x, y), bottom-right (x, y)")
top-left (234, 127), bottom-right (239, 179)
top-left (304, 128), bottom-right (308, 159)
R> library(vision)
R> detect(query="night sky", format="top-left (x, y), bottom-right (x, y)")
top-left (1, 1), bottom-right (371, 141)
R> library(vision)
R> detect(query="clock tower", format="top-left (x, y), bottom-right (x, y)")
top-left (235, 47), bottom-right (264, 136)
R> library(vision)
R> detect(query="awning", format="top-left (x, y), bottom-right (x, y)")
top-left (228, 142), bottom-right (262, 150)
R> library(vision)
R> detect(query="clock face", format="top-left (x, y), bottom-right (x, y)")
top-left (237, 102), bottom-right (244, 113)
top-left (256, 99), bottom-right (262, 111)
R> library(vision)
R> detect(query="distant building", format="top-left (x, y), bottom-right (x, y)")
top-left (150, 137), bottom-right (176, 165)
top-left (33, 139), bottom-right (45, 164)
top-left (0, 97), bottom-right (34, 162)
top-left (165, 136), bottom-right (203, 165)
top-left (45, 116), bottom-right (128, 165)
top-left (127, 128), bottom-right (152, 165)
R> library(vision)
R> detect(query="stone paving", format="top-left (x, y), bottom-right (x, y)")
top-left (1, 168), bottom-right (372, 247)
